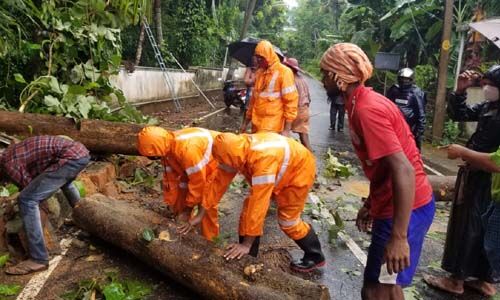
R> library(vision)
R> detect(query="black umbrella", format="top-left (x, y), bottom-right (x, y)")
top-left (228, 37), bottom-right (284, 67)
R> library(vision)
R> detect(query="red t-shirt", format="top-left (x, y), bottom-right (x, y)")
top-left (346, 85), bottom-right (432, 219)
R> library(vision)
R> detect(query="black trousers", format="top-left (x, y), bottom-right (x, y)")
top-left (330, 102), bottom-right (345, 129)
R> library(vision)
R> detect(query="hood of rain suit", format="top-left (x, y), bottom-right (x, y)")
top-left (255, 40), bottom-right (280, 69)
top-left (212, 133), bottom-right (249, 170)
top-left (137, 126), bottom-right (174, 157)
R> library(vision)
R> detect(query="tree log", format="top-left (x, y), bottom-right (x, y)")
top-left (428, 175), bottom-right (456, 202)
top-left (0, 111), bottom-right (144, 155)
top-left (73, 194), bottom-right (330, 300)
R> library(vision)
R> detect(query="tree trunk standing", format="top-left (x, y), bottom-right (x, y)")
top-left (211, 0), bottom-right (217, 21)
top-left (227, 0), bottom-right (258, 80)
top-left (153, 0), bottom-right (163, 47)
top-left (0, 111), bottom-right (144, 155)
top-left (135, 21), bottom-right (146, 66)
top-left (332, 0), bottom-right (340, 31)
top-left (73, 194), bottom-right (330, 300)
top-left (239, 0), bottom-right (257, 41)
top-left (431, 0), bottom-right (454, 142)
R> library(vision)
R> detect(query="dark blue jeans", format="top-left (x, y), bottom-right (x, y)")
top-left (18, 156), bottom-right (90, 264)
top-left (483, 201), bottom-right (500, 277)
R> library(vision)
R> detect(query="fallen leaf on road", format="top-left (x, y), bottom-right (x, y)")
top-left (85, 254), bottom-right (104, 262)
top-left (0, 253), bottom-right (9, 267)
top-left (158, 230), bottom-right (174, 242)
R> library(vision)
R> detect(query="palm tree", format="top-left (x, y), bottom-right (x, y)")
top-left (134, 0), bottom-right (153, 67)
top-left (135, 20), bottom-right (146, 66)
top-left (154, 0), bottom-right (163, 46)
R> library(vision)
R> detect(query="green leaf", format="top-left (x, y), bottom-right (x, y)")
top-left (67, 84), bottom-right (87, 95)
top-left (44, 95), bottom-right (60, 107)
top-left (70, 65), bottom-right (84, 84)
top-left (77, 97), bottom-right (92, 119)
top-left (333, 211), bottom-right (344, 229)
top-left (328, 224), bottom-right (341, 241)
top-left (0, 187), bottom-right (10, 197)
top-left (49, 76), bottom-right (63, 94)
top-left (110, 54), bottom-right (121, 67)
top-left (0, 253), bottom-right (9, 267)
top-left (124, 280), bottom-right (152, 300)
top-left (0, 284), bottom-right (22, 296)
top-left (102, 282), bottom-right (126, 300)
top-left (425, 20), bottom-right (443, 41)
top-left (141, 228), bottom-right (155, 243)
top-left (14, 73), bottom-right (26, 84)
top-left (73, 180), bottom-right (86, 198)
top-left (84, 82), bottom-right (101, 90)
top-left (5, 183), bottom-right (18, 195)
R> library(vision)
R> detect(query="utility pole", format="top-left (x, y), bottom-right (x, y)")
top-left (432, 0), bottom-right (454, 142)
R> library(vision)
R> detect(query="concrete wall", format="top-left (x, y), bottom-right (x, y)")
top-left (111, 66), bottom-right (247, 106)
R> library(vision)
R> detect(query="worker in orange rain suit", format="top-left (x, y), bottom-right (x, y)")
top-left (240, 40), bottom-right (299, 136)
top-left (137, 126), bottom-right (229, 241)
top-left (195, 131), bottom-right (326, 272)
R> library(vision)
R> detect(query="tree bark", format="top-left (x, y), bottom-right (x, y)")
top-left (73, 194), bottom-right (330, 300)
top-left (0, 111), bottom-right (144, 155)
top-left (153, 0), bottom-right (163, 46)
top-left (135, 21), bottom-right (146, 66)
top-left (428, 175), bottom-right (456, 202)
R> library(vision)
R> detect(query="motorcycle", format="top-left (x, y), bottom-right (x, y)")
top-left (223, 80), bottom-right (247, 110)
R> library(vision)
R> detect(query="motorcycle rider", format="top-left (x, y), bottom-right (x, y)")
top-left (386, 68), bottom-right (427, 150)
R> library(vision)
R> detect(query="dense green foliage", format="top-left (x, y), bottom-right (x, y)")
top-left (285, 0), bottom-right (500, 92)
top-left (0, 0), bottom-right (154, 123)
top-left (122, 0), bottom-right (288, 68)
top-left (3, 0), bottom-right (500, 128)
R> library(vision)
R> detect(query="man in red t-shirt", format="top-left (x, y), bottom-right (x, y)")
top-left (320, 43), bottom-right (435, 300)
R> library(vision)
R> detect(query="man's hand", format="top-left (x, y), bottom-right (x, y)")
top-left (281, 120), bottom-right (293, 137)
top-left (383, 236), bottom-right (410, 274)
top-left (177, 206), bottom-right (205, 235)
top-left (177, 209), bottom-right (191, 223)
top-left (456, 70), bottom-right (482, 94)
top-left (446, 144), bottom-right (467, 160)
top-left (239, 124), bottom-right (246, 133)
top-left (177, 220), bottom-right (195, 235)
top-left (281, 129), bottom-right (291, 137)
top-left (356, 206), bottom-right (372, 232)
top-left (224, 243), bottom-right (250, 260)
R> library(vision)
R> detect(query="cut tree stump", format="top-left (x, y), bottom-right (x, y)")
top-left (73, 194), bottom-right (330, 300)
top-left (428, 175), bottom-right (456, 202)
top-left (0, 111), bottom-right (144, 155)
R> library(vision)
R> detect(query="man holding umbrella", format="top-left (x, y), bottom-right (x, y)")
top-left (239, 40), bottom-right (299, 136)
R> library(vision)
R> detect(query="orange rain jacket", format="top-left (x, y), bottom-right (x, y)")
top-left (246, 40), bottom-right (299, 133)
top-left (209, 132), bottom-right (316, 239)
top-left (137, 126), bottom-right (223, 240)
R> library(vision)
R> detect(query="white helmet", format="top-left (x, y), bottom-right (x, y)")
top-left (398, 68), bottom-right (414, 80)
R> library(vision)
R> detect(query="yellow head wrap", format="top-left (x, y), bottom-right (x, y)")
top-left (320, 43), bottom-right (373, 91)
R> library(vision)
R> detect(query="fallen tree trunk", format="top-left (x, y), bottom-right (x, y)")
top-left (428, 175), bottom-right (456, 202)
top-left (0, 111), bottom-right (144, 155)
top-left (73, 194), bottom-right (330, 300)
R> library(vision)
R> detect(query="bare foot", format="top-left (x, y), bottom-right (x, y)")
top-left (464, 280), bottom-right (497, 297)
top-left (423, 274), bottom-right (464, 295)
